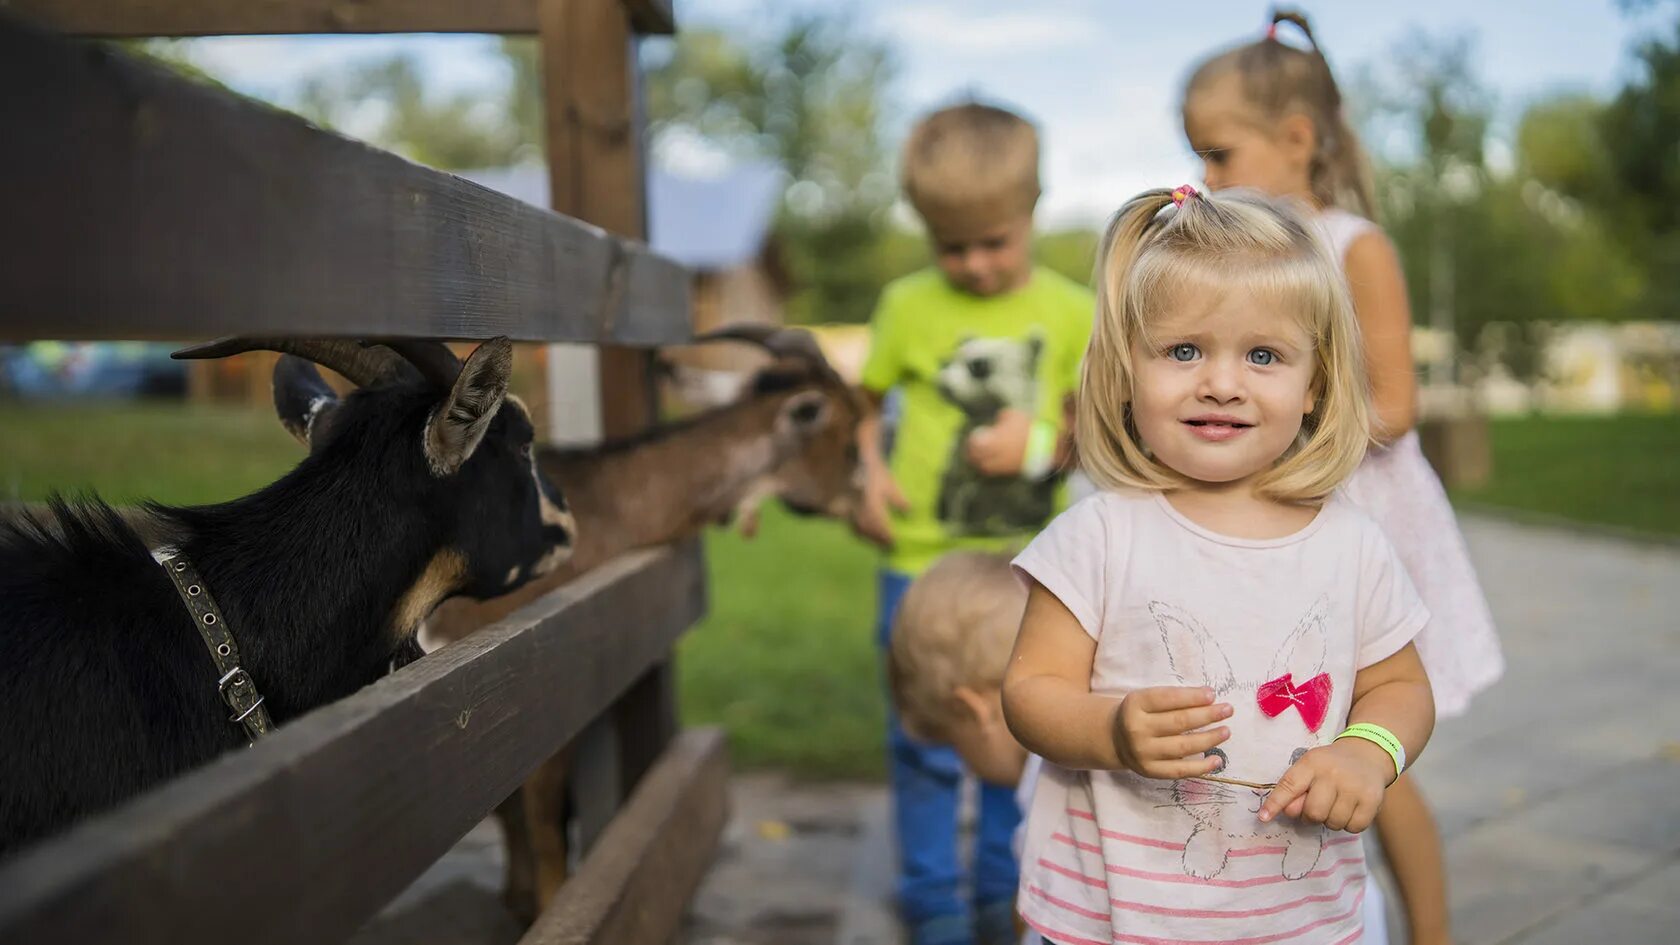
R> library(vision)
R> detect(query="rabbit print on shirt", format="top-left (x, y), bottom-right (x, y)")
top-left (1149, 597), bottom-right (1335, 880)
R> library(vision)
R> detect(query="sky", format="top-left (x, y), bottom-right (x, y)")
top-left (176, 0), bottom-right (1669, 228)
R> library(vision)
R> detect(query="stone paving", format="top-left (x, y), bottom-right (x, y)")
top-left (356, 513), bottom-right (1680, 945)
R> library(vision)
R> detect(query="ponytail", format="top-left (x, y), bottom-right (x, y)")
top-left (1269, 9), bottom-right (1378, 219)
top-left (1078, 190), bottom-right (1181, 494)
top-left (1186, 9), bottom-right (1379, 220)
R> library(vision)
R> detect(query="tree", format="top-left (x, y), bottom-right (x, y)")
top-left (292, 55), bottom-right (527, 170)
top-left (640, 15), bottom-right (898, 324)
top-left (1599, 16), bottom-right (1680, 316)
top-left (1363, 33), bottom-right (1653, 384)
top-left (1366, 33), bottom-right (1494, 383)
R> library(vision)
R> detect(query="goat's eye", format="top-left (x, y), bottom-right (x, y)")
top-left (519, 442), bottom-right (533, 459)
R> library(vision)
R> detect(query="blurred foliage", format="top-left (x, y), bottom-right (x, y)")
top-left (292, 55), bottom-right (529, 170)
top-left (640, 15), bottom-right (898, 324)
top-left (1361, 16), bottom-right (1675, 383)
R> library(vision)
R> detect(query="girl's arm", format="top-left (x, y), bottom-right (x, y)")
top-left (1346, 640), bottom-right (1435, 763)
top-left (1003, 582), bottom-right (1230, 776)
top-left (1345, 232), bottom-right (1419, 444)
top-left (1259, 642), bottom-right (1434, 829)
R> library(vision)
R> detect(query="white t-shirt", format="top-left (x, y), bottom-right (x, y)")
top-left (1011, 489), bottom-right (1427, 945)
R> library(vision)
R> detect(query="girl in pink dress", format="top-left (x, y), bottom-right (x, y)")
top-left (1179, 10), bottom-right (1504, 944)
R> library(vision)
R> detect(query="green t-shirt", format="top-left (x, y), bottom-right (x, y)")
top-left (861, 266), bottom-right (1096, 575)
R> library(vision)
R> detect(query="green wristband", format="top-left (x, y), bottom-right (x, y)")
top-left (1022, 419), bottom-right (1059, 480)
top-left (1334, 722), bottom-right (1406, 781)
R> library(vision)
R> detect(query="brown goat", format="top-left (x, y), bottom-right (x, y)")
top-left (419, 326), bottom-right (867, 923)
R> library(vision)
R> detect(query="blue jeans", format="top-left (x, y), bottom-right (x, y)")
top-left (879, 570), bottom-right (1022, 927)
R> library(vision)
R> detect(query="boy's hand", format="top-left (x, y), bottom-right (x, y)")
top-left (965, 408), bottom-right (1033, 477)
top-left (852, 465), bottom-right (909, 548)
top-left (1111, 687), bottom-right (1232, 780)
top-left (1259, 738), bottom-right (1393, 832)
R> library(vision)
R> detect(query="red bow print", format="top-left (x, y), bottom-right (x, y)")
top-left (1257, 672), bottom-right (1333, 732)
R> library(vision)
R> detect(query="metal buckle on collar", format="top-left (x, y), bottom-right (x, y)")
top-left (217, 666), bottom-right (265, 723)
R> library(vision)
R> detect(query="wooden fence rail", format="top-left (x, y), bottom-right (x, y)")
top-left (0, 0), bottom-right (676, 36)
top-left (0, 6), bottom-right (724, 943)
top-left (0, 547), bottom-right (706, 945)
top-left (0, 14), bottom-right (689, 344)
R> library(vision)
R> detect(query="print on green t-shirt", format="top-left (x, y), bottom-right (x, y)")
top-left (860, 266), bottom-right (1095, 575)
top-left (934, 332), bottom-right (1057, 535)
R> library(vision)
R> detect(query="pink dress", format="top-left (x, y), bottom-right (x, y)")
top-left (1319, 209), bottom-right (1504, 718)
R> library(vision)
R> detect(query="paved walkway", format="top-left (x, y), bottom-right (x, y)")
top-left (355, 513), bottom-right (1680, 944)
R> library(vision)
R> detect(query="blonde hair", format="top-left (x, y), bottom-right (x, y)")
top-left (901, 102), bottom-right (1040, 240)
top-left (1183, 9), bottom-right (1377, 220)
top-left (888, 552), bottom-right (1026, 743)
top-left (1077, 187), bottom-right (1371, 504)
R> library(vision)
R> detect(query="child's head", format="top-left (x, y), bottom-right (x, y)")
top-left (1180, 10), bottom-right (1375, 219)
top-left (1077, 186), bottom-right (1370, 503)
top-left (888, 551), bottom-right (1028, 786)
top-left (901, 102), bottom-right (1040, 297)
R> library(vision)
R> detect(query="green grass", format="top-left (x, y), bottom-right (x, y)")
top-left (1450, 413), bottom-right (1680, 539)
top-left (680, 507), bottom-right (885, 780)
top-left (0, 402), bottom-right (299, 506)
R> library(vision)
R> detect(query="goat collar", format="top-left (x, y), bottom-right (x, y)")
top-left (151, 547), bottom-right (275, 743)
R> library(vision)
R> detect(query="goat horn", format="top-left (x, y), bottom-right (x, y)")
top-left (172, 338), bottom-right (404, 389)
top-left (368, 340), bottom-right (463, 389)
top-left (690, 324), bottom-right (834, 372)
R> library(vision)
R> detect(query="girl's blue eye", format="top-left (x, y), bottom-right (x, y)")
top-left (1248, 348), bottom-right (1277, 366)
top-left (1170, 343), bottom-right (1200, 362)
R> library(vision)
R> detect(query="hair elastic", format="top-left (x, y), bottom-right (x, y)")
top-left (1170, 184), bottom-right (1199, 207)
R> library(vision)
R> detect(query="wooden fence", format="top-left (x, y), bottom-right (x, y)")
top-left (0, 3), bottom-right (727, 942)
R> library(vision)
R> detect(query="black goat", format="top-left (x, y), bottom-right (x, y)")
top-left (0, 338), bottom-right (575, 855)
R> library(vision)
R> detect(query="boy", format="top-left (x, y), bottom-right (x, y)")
top-left (888, 552), bottom-right (1030, 789)
top-left (888, 552), bottom-right (1035, 945)
top-left (856, 102), bottom-right (1093, 945)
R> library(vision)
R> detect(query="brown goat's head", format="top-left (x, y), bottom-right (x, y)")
top-left (684, 326), bottom-right (867, 534)
top-left (174, 337), bottom-right (576, 601)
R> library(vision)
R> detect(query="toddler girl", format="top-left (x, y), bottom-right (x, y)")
top-left (1181, 13), bottom-right (1504, 942)
top-left (1003, 186), bottom-right (1435, 945)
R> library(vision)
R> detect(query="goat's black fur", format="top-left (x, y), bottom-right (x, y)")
top-left (0, 371), bottom-right (571, 855)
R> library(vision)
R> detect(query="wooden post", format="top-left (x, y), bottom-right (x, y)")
top-left (539, 0), bottom-right (676, 835)
top-left (540, 0), bottom-right (657, 441)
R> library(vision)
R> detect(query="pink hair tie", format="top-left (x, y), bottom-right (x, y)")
top-left (1171, 185), bottom-right (1199, 207)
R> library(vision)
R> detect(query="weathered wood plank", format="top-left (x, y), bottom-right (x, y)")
top-left (0, 17), bottom-right (690, 344)
top-left (0, 0), bottom-right (676, 36)
top-left (521, 728), bottom-right (730, 945)
top-left (0, 544), bottom-right (707, 945)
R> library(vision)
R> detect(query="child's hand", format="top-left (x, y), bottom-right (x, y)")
top-left (1111, 686), bottom-right (1232, 779)
top-left (965, 408), bottom-right (1033, 477)
top-left (852, 464), bottom-right (909, 548)
top-left (1258, 738), bottom-right (1393, 832)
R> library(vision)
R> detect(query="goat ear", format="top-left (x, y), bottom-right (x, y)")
top-left (777, 389), bottom-right (831, 440)
top-left (425, 337), bottom-right (512, 476)
top-left (272, 355), bottom-right (340, 449)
